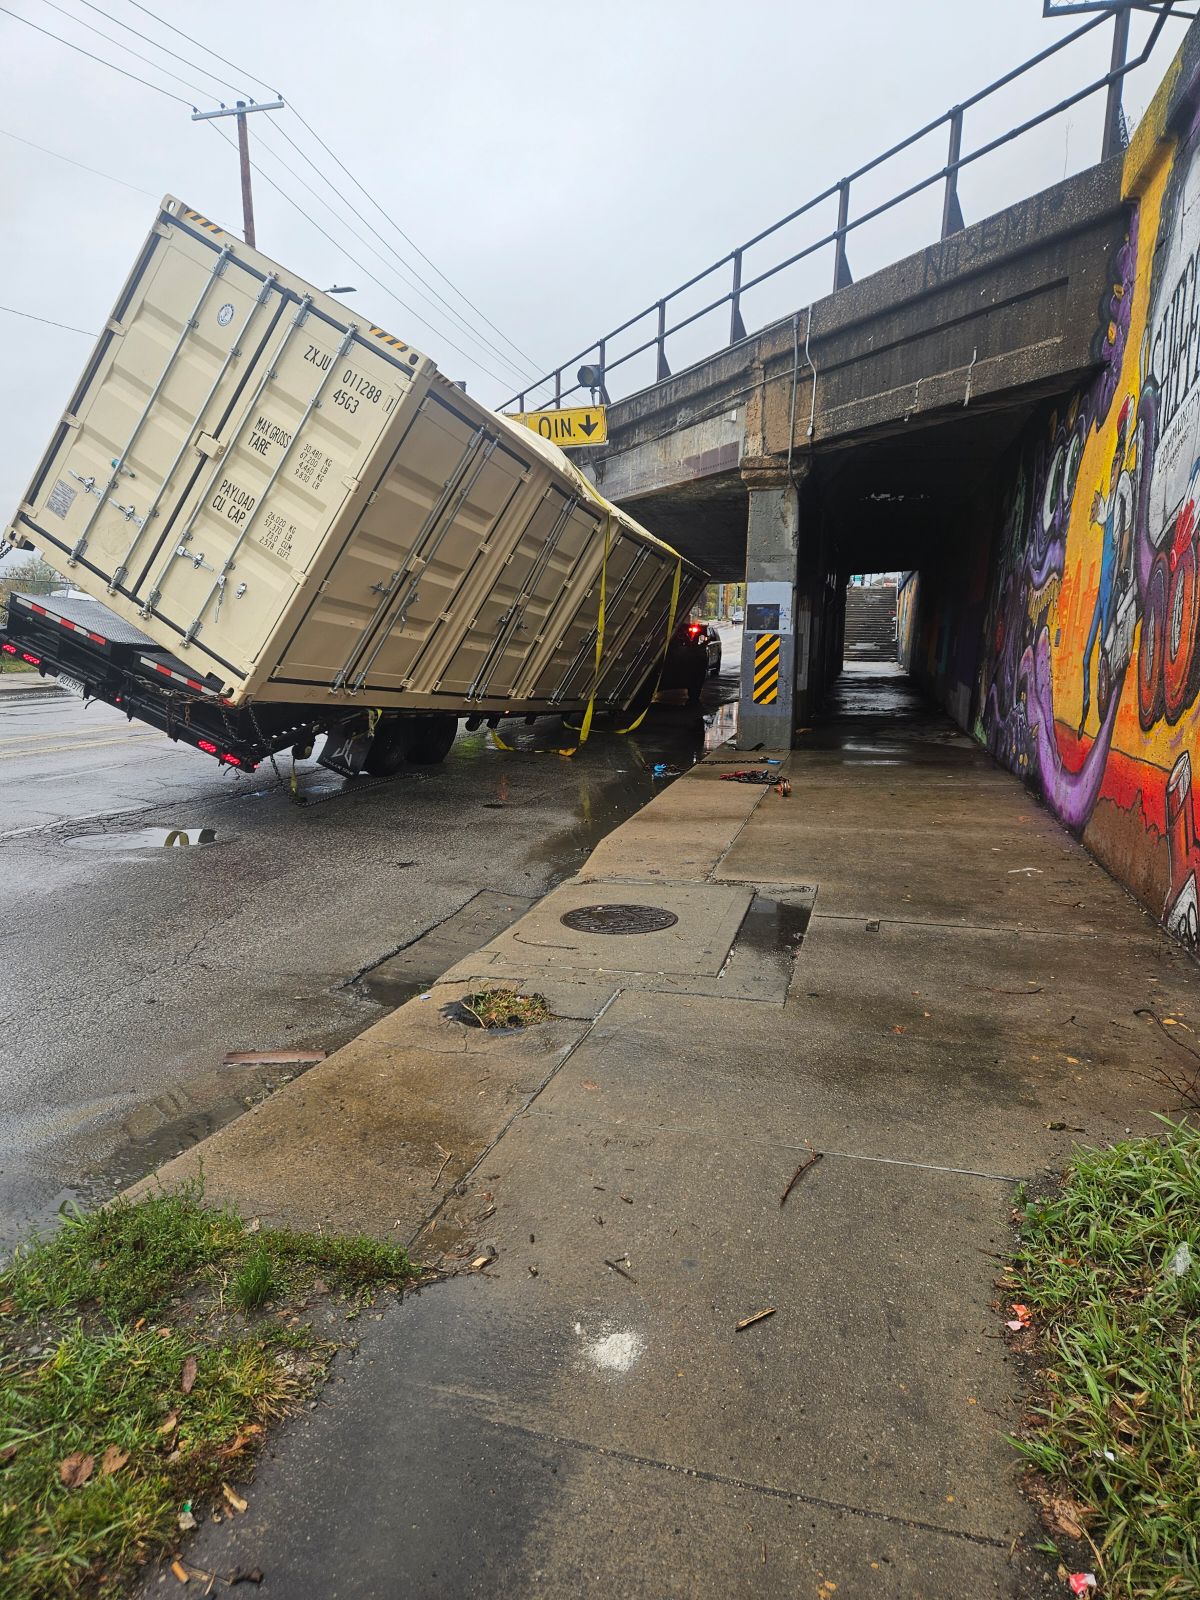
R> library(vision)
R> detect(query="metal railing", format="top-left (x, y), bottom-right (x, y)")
top-left (504, 3), bottom-right (1178, 414)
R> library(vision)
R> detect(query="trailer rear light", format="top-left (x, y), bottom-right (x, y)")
top-left (21, 652), bottom-right (41, 667)
top-left (220, 752), bottom-right (243, 767)
top-left (1, 642), bottom-right (16, 655)
top-left (197, 739), bottom-right (218, 755)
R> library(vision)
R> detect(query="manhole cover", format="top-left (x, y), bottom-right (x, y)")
top-left (560, 903), bottom-right (679, 936)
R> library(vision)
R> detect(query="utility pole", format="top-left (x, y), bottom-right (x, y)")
top-left (190, 98), bottom-right (285, 249)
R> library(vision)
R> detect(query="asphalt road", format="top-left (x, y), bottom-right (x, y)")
top-left (0, 632), bottom-right (741, 1248)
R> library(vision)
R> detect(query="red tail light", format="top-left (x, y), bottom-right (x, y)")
top-left (21, 652), bottom-right (41, 667)
top-left (687, 623), bottom-right (704, 638)
top-left (1, 642), bottom-right (16, 655)
top-left (197, 739), bottom-right (218, 755)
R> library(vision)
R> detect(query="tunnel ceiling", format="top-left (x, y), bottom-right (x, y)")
top-left (613, 397), bottom-right (1046, 582)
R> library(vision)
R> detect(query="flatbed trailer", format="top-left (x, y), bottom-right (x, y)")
top-left (3, 195), bottom-right (705, 777)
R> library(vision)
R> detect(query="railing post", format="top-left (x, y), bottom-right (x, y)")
top-left (554, 368), bottom-right (562, 407)
top-left (1102, 5), bottom-right (1131, 160)
top-left (730, 249), bottom-right (747, 344)
top-left (833, 180), bottom-right (853, 291)
top-left (941, 107), bottom-right (965, 239)
top-left (517, 392), bottom-right (525, 412)
top-left (656, 299), bottom-right (671, 382)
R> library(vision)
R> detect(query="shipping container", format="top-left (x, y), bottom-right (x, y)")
top-left (3, 196), bottom-right (703, 773)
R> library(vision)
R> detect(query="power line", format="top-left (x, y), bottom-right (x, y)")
top-left (97, 0), bottom-right (542, 374)
top-left (34, 0), bottom-right (213, 102)
top-left (122, 0), bottom-right (276, 97)
top-left (256, 124), bottom-right (537, 384)
top-left (294, 106), bottom-right (544, 373)
top-left (0, 3), bottom-right (191, 105)
top-left (203, 121), bottom-right (521, 389)
top-left (69, 0), bottom-right (242, 100)
top-left (0, 304), bottom-right (96, 337)
top-left (0, 125), bottom-right (159, 198)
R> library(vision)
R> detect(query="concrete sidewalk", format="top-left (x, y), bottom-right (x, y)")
top-left (135, 665), bottom-right (1196, 1597)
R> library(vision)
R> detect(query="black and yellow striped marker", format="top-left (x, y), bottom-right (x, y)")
top-left (753, 633), bottom-right (780, 704)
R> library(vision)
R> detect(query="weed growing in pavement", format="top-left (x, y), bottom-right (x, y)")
top-left (231, 1245), bottom-right (276, 1311)
top-left (0, 1183), bottom-right (416, 1597)
top-left (459, 986), bottom-right (550, 1029)
top-left (1007, 1119), bottom-right (1200, 1595)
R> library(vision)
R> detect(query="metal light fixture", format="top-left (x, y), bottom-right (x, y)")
top-left (323, 285), bottom-right (357, 295)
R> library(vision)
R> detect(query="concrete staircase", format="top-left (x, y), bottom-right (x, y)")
top-left (844, 583), bottom-right (897, 661)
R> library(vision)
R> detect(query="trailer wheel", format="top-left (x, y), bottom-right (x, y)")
top-left (364, 718), bottom-right (410, 777)
top-left (406, 714), bottom-right (459, 764)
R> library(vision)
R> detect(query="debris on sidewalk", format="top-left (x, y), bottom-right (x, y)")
top-left (459, 987), bottom-right (550, 1029)
top-left (1006, 1303), bottom-right (1032, 1330)
top-left (1067, 1574), bottom-right (1096, 1595)
top-left (779, 1148), bottom-right (823, 1206)
top-left (736, 1308), bottom-right (776, 1331)
top-left (222, 1482), bottom-right (248, 1514)
top-left (604, 1256), bottom-right (637, 1282)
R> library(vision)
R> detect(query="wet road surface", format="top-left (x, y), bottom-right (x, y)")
top-left (0, 634), bottom-right (740, 1247)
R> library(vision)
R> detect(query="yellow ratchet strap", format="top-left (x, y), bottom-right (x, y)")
top-left (556, 516), bottom-right (611, 756)
top-left (616, 555), bottom-right (683, 733)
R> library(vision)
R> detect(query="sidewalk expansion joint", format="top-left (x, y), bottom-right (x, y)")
top-left (708, 785), bottom-right (774, 882)
top-left (808, 911), bottom-right (1121, 941)
top-left (470, 1410), bottom-right (1013, 1551)
top-left (407, 988), bottom-right (624, 1250)
top-left (521, 1107), bottom-right (1022, 1182)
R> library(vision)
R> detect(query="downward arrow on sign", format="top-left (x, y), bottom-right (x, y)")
top-left (578, 415), bottom-right (599, 437)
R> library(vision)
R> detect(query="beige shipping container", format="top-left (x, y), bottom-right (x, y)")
top-left (7, 196), bottom-right (702, 722)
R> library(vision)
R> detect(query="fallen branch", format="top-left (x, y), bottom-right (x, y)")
top-left (779, 1149), bottom-right (823, 1207)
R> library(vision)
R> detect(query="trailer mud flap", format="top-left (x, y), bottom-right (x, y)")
top-left (318, 727), bottom-right (372, 776)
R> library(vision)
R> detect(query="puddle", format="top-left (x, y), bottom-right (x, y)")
top-left (77, 1060), bottom-right (309, 1204)
top-left (736, 894), bottom-right (815, 956)
top-left (66, 826), bottom-right (221, 852)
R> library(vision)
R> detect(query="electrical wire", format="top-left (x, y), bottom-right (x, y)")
top-left (252, 124), bottom-right (536, 385)
top-left (291, 106), bottom-right (543, 373)
top-left (12, 0), bottom-right (542, 387)
top-left (0, 304), bottom-right (96, 337)
top-left (203, 121), bottom-right (520, 389)
top-left (0, 3), bottom-right (191, 105)
top-left (34, 0), bottom-right (213, 103)
top-left (98, 0), bottom-right (541, 373)
top-left (122, 0), bottom-right (276, 97)
top-left (69, 0), bottom-right (244, 100)
top-left (268, 121), bottom-right (541, 384)
top-left (0, 125), bottom-right (159, 198)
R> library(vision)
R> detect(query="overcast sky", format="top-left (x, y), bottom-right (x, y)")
top-left (0, 0), bottom-right (1190, 540)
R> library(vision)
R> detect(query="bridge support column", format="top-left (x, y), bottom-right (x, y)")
top-left (738, 461), bottom-right (812, 749)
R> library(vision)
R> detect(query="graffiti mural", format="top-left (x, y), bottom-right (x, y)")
top-left (970, 70), bottom-right (1200, 944)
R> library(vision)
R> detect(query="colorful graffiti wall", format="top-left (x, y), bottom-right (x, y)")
top-left (912, 48), bottom-right (1200, 942)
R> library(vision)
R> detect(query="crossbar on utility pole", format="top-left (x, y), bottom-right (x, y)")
top-left (191, 98), bottom-right (285, 248)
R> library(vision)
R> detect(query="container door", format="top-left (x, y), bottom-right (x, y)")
top-left (271, 391), bottom-right (529, 693)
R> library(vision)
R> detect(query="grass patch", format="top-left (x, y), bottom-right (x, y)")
top-left (1007, 1119), bottom-right (1200, 1597)
top-left (460, 986), bottom-right (550, 1030)
top-left (0, 1184), bottom-right (417, 1597)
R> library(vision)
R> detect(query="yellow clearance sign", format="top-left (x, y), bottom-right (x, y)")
top-left (507, 406), bottom-right (608, 447)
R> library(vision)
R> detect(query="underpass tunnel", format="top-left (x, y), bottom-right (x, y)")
top-left (734, 401), bottom-right (1045, 749)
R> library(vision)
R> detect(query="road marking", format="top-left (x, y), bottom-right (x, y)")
top-left (0, 733), bottom-right (165, 760)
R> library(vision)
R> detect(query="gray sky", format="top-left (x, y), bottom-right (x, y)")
top-left (0, 0), bottom-right (1190, 534)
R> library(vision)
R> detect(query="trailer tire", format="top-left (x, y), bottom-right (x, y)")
top-left (406, 714), bottom-right (459, 764)
top-left (364, 718), bottom-right (410, 777)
